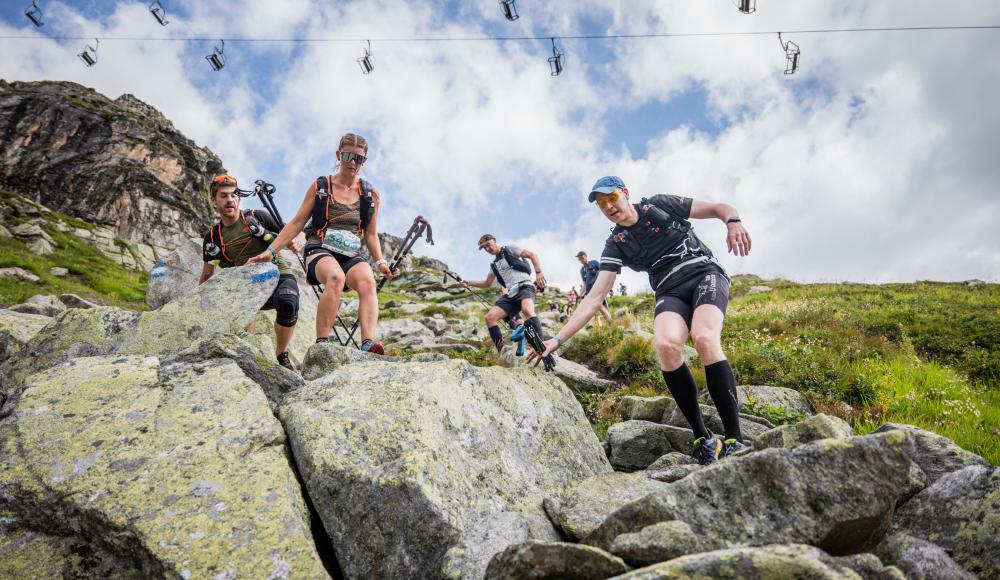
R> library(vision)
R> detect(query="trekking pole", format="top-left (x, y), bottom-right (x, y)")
top-left (251, 180), bottom-right (358, 348)
top-left (345, 215), bottom-right (435, 343)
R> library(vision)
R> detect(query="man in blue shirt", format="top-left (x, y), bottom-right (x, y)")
top-left (576, 251), bottom-right (612, 327)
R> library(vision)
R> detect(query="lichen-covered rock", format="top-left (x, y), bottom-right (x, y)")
top-left (442, 511), bottom-right (531, 580)
top-left (644, 464), bottom-right (701, 484)
top-left (606, 421), bottom-right (694, 471)
top-left (645, 452), bottom-right (697, 470)
top-left (621, 396), bottom-right (675, 422)
top-left (58, 293), bottom-right (98, 309)
top-left (891, 465), bottom-right (999, 578)
top-left (485, 540), bottom-right (629, 580)
top-left (0, 355), bottom-right (326, 578)
top-left (501, 346), bottom-right (616, 394)
top-left (833, 553), bottom-right (907, 580)
top-left (546, 473), bottom-right (671, 541)
top-left (2, 263), bottom-right (278, 396)
top-left (735, 385), bottom-right (814, 416)
top-left (301, 341), bottom-right (449, 381)
top-left (610, 520), bottom-right (717, 568)
top-left (145, 238), bottom-right (201, 309)
top-left (586, 430), bottom-right (931, 555)
top-left (169, 333), bottom-right (303, 408)
top-left (0, 308), bottom-right (51, 366)
top-left (9, 294), bottom-right (65, 317)
top-left (663, 404), bottom-right (773, 441)
top-left (0, 528), bottom-right (140, 578)
top-left (280, 360), bottom-right (611, 579)
top-left (609, 544), bottom-right (861, 579)
top-left (872, 423), bottom-right (990, 484)
top-left (875, 533), bottom-right (974, 580)
top-left (378, 317), bottom-right (436, 344)
top-left (753, 414), bottom-right (854, 451)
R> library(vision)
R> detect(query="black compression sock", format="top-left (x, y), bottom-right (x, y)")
top-left (661, 364), bottom-right (711, 441)
top-left (705, 359), bottom-right (743, 442)
top-left (488, 325), bottom-right (504, 353)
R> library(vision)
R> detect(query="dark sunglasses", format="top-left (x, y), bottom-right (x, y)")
top-left (340, 150), bottom-right (367, 165)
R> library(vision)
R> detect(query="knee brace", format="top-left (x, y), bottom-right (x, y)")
top-left (275, 285), bottom-right (299, 327)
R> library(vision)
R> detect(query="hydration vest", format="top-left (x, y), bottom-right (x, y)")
top-left (611, 197), bottom-right (695, 263)
top-left (490, 246), bottom-right (532, 287)
top-left (310, 175), bottom-right (374, 241)
top-left (205, 209), bottom-right (274, 266)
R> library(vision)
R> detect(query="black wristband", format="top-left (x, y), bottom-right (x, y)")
top-left (726, 217), bottom-right (742, 224)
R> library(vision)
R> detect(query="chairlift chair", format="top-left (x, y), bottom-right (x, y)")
top-left (358, 40), bottom-right (374, 75)
top-left (737, 0), bottom-right (756, 14)
top-left (206, 40), bottom-right (225, 71)
top-left (24, 0), bottom-right (44, 27)
top-left (78, 39), bottom-right (99, 67)
top-left (500, 0), bottom-right (519, 21)
top-left (149, 0), bottom-right (168, 26)
top-left (778, 33), bottom-right (800, 75)
top-left (548, 38), bottom-right (564, 76)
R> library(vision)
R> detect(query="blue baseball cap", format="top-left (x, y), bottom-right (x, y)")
top-left (589, 175), bottom-right (625, 202)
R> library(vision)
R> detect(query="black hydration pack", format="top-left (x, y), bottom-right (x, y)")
top-left (612, 197), bottom-right (695, 264)
top-left (310, 175), bottom-right (374, 241)
top-left (490, 246), bottom-right (532, 287)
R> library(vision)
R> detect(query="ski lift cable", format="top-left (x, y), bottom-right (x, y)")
top-left (2, 24), bottom-right (999, 44)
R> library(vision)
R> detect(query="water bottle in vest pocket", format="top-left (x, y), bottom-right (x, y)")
top-left (323, 229), bottom-right (362, 256)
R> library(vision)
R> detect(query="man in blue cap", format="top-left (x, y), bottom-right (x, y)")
top-left (529, 176), bottom-right (753, 465)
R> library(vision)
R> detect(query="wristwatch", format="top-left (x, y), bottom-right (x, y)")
top-left (726, 217), bottom-right (742, 224)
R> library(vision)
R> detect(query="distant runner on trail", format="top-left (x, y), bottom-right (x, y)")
top-left (461, 234), bottom-right (547, 355)
top-left (529, 175), bottom-right (753, 465)
top-left (576, 251), bottom-right (612, 327)
top-left (199, 174), bottom-right (305, 373)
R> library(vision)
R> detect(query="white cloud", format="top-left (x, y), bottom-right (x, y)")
top-left (1, 0), bottom-right (997, 292)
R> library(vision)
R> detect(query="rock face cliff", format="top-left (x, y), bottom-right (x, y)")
top-left (0, 80), bottom-right (222, 254)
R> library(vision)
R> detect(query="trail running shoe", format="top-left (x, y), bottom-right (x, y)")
top-left (692, 436), bottom-right (723, 466)
top-left (276, 351), bottom-right (299, 374)
top-left (360, 339), bottom-right (385, 355)
top-left (722, 438), bottom-right (750, 459)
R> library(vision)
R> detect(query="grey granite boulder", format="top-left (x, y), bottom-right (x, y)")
top-left (644, 464), bottom-right (701, 483)
top-left (891, 464), bottom-right (999, 578)
top-left (485, 540), bottom-right (629, 580)
top-left (9, 294), bottom-right (65, 317)
top-left (0, 355), bottom-right (326, 578)
top-left (610, 544), bottom-right (862, 579)
top-left (586, 430), bottom-right (932, 555)
top-left (280, 359), bottom-right (611, 579)
top-left (735, 384), bottom-right (814, 416)
top-left (872, 423), bottom-right (990, 484)
top-left (876, 533), bottom-right (974, 580)
top-left (645, 452), bottom-right (697, 469)
top-left (0, 309), bottom-right (51, 367)
top-left (301, 341), bottom-right (448, 381)
top-left (663, 404), bottom-right (773, 441)
top-left (145, 238), bottom-right (202, 309)
top-left (442, 511), bottom-right (531, 580)
top-left (58, 293), bottom-right (99, 309)
top-left (546, 472), bottom-right (671, 541)
top-left (606, 421), bottom-right (693, 471)
top-left (753, 414), bottom-right (854, 450)
top-left (610, 520), bottom-right (718, 567)
top-left (502, 346), bottom-right (615, 394)
top-left (621, 396), bottom-right (675, 422)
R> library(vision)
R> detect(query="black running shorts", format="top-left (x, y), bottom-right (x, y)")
top-left (304, 245), bottom-right (366, 286)
top-left (653, 270), bottom-right (729, 328)
top-left (495, 284), bottom-right (536, 320)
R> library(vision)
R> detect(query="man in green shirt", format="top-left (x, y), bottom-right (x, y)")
top-left (198, 175), bottom-right (305, 373)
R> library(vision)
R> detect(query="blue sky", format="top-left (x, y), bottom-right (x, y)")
top-left (2, 1), bottom-right (998, 289)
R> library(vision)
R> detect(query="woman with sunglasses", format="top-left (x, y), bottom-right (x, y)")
top-left (528, 176), bottom-right (753, 466)
top-left (248, 133), bottom-right (392, 353)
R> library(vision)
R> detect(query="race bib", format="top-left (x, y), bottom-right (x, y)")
top-left (323, 229), bottom-right (362, 256)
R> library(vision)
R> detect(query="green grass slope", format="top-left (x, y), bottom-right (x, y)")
top-left (564, 276), bottom-right (1000, 464)
top-left (0, 190), bottom-right (147, 309)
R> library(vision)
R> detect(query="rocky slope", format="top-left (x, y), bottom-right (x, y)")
top-left (1, 263), bottom-right (996, 579)
top-left (0, 80), bottom-right (222, 255)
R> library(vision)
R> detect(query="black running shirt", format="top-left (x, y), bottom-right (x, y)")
top-left (599, 194), bottom-right (722, 292)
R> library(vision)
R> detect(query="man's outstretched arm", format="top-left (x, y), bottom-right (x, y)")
top-left (690, 199), bottom-right (752, 257)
